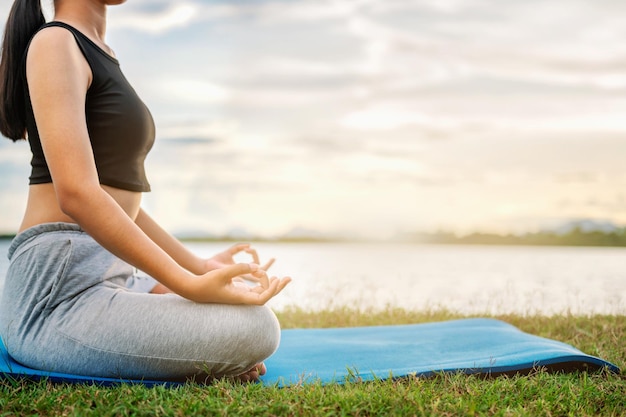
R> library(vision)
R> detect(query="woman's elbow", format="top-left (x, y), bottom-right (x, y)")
top-left (55, 182), bottom-right (99, 218)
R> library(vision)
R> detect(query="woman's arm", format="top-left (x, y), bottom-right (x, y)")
top-left (136, 208), bottom-right (276, 276)
top-left (134, 208), bottom-right (206, 275)
top-left (27, 28), bottom-right (289, 304)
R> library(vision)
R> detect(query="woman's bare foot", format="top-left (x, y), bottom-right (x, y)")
top-left (233, 363), bottom-right (267, 383)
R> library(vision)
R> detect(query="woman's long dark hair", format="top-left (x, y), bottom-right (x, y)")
top-left (0, 0), bottom-right (46, 141)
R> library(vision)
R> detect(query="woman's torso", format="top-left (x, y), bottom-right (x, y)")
top-left (19, 21), bottom-right (154, 233)
top-left (19, 184), bottom-right (141, 233)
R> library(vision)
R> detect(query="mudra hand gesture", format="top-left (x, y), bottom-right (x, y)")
top-left (192, 261), bottom-right (291, 305)
top-left (205, 243), bottom-right (275, 274)
top-left (152, 243), bottom-right (290, 305)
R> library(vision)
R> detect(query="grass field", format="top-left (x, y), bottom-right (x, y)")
top-left (1, 308), bottom-right (624, 416)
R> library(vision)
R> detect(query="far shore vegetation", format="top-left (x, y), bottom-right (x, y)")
top-left (3, 224), bottom-right (626, 247)
top-left (405, 227), bottom-right (626, 247)
top-left (186, 225), bottom-right (626, 247)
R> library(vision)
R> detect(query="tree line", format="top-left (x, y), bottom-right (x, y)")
top-left (412, 226), bottom-right (626, 247)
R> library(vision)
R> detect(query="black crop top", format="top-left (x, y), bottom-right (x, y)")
top-left (25, 21), bottom-right (155, 192)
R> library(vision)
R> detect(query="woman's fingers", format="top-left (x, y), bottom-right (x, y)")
top-left (233, 245), bottom-right (271, 269)
top-left (275, 276), bottom-right (291, 294)
top-left (249, 267), bottom-right (270, 289)
top-left (215, 262), bottom-right (273, 289)
top-left (244, 247), bottom-right (260, 264)
top-left (203, 262), bottom-right (291, 305)
top-left (249, 276), bottom-right (291, 295)
top-left (260, 257), bottom-right (275, 271)
top-left (240, 277), bottom-right (291, 305)
top-left (219, 244), bottom-right (274, 275)
top-left (236, 257), bottom-right (274, 281)
top-left (228, 243), bottom-right (250, 256)
top-left (213, 263), bottom-right (259, 284)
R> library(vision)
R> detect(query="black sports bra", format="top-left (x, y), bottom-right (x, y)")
top-left (25, 21), bottom-right (155, 192)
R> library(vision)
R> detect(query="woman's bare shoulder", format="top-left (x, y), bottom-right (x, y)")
top-left (27, 25), bottom-right (88, 70)
top-left (28, 25), bottom-right (77, 53)
top-left (26, 25), bottom-right (90, 87)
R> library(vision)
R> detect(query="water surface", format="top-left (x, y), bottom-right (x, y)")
top-left (1, 240), bottom-right (624, 315)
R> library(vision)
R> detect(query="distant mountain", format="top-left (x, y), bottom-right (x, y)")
top-left (393, 218), bottom-right (626, 247)
top-left (177, 225), bottom-right (337, 242)
top-left (552, 219), bottom-right (621, 235)
top-left (175, 218), bottom-right (626, 245)
top-left (173, 229), bottom-right (219, 240)
top-left (281, 226), bottom-right (327, 240)
top-left (225, 227), bottom-right (255, 240)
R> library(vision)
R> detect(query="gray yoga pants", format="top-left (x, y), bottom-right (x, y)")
top-left (0, 223), bottom-right (281, 381)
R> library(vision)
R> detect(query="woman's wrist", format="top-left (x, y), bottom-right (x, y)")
top-left (189, 254), bottom-right (209, 275)
top-left (164, 268), bottom-right (201, 300)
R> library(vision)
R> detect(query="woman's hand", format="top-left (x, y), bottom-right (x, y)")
top-left (186, 263), bottom-right (291, 305)
top-left (150, 243), bottom-right (284, 296)
top-left (204, 243), bottom-right (275, 275)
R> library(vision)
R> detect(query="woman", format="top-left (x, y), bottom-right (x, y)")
top-left (0, 0), bottom-right (291, 382)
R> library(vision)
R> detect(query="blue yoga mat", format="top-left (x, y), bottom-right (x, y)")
top-left (0, 319), bottom-right (619, 386)
top-left (262, 318), bottom-right (619, 385)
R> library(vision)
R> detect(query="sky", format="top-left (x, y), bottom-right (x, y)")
top-left (1, 0), bottom-right (625, 238)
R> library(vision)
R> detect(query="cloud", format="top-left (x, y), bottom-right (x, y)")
top-left (340, 106), bottom-right (429, 130)
top-left (157, 79), bottom-right (231, 104)
top-left (109, 2), bottom-right (237, 34)
top-left (0, 3), bottom-right (10, 20)
top-left (3, 0), bottom-right (626, 235)
top-left (155, 119), bottom-right (240, 141)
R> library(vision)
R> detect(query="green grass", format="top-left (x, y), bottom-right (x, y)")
top-left (1, 308), bottom-right (625, 416)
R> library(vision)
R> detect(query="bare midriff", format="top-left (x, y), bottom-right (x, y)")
top-left (18, 183), bottom-right (141, 233)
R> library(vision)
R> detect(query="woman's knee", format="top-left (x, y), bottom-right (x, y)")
top-left (249, 305), bottom-right (281, 357)
top-left (224, 305), bottom-right (281, 375)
